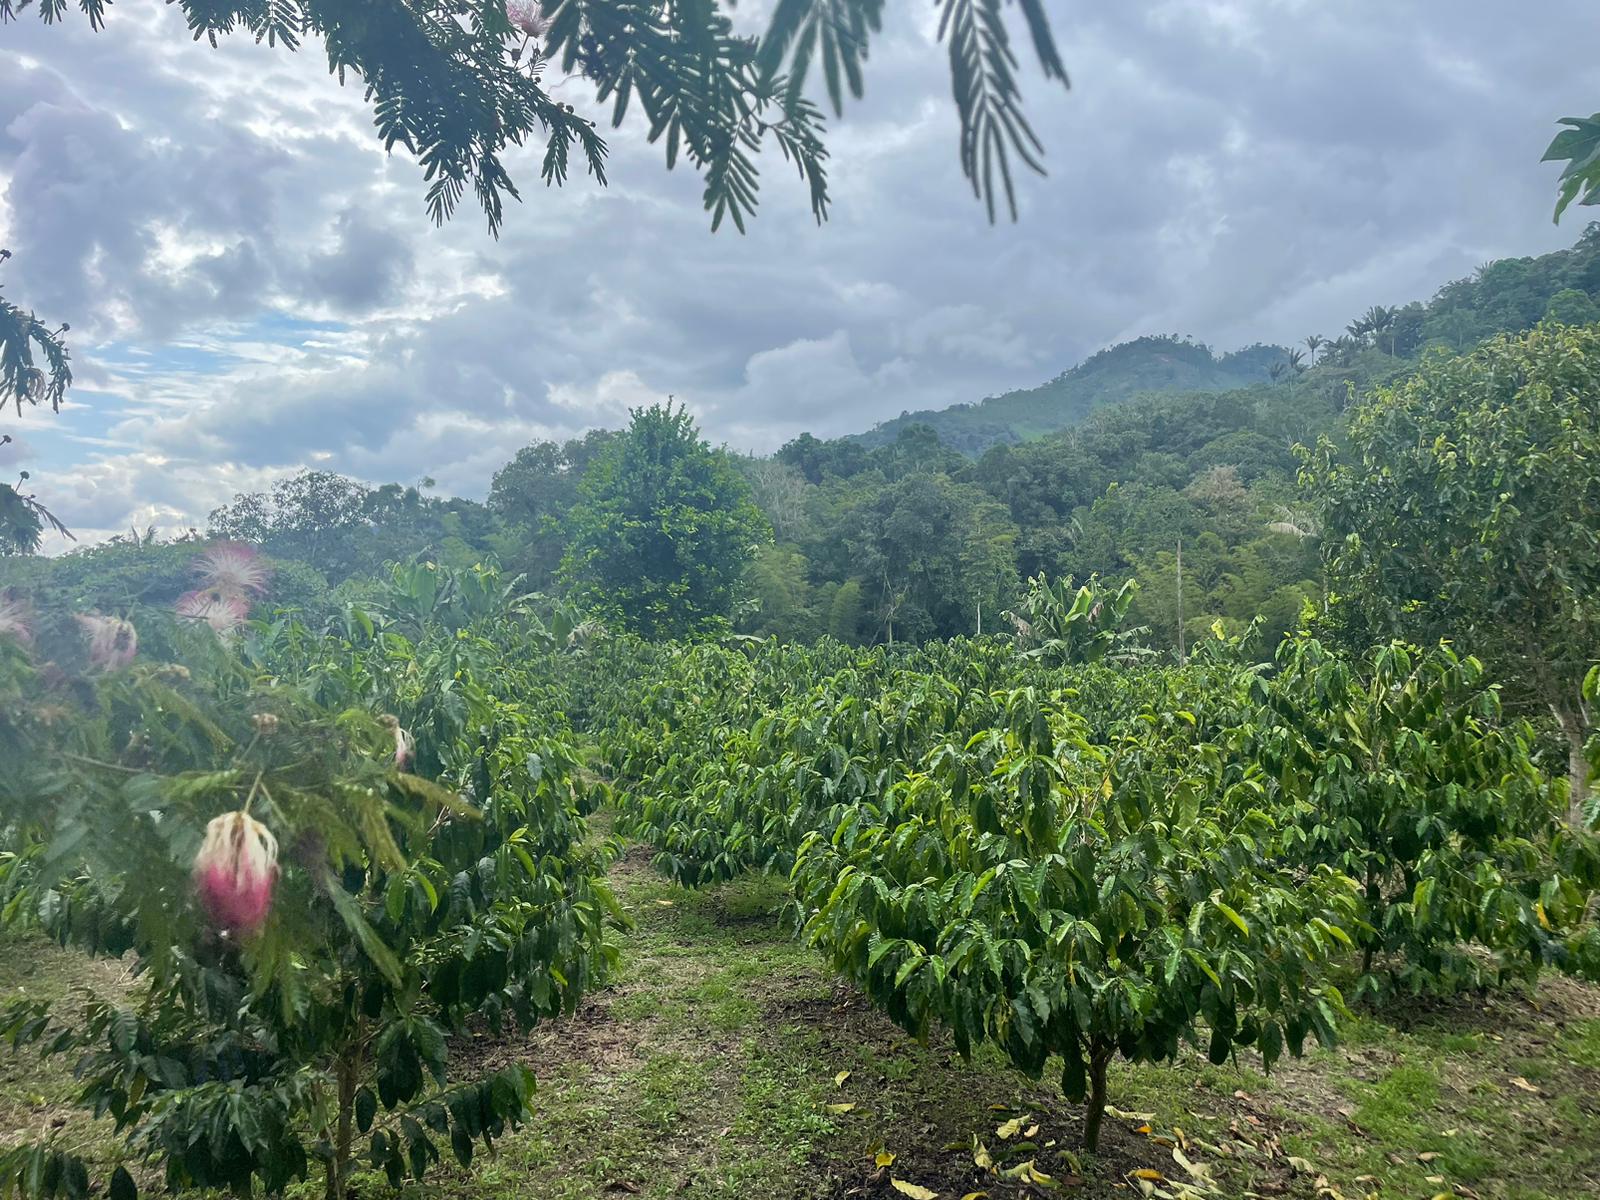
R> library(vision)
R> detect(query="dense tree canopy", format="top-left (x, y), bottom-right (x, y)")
top-left (8, 226), bottom-right (1600, 684)
top-left (488, 429), bottom-right (619, 586)
top-left (559, 402), bottom-right (769, 638)
top-left (1310, 322), bottom-right (1600, 826)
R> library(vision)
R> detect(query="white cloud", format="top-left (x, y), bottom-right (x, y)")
top-left (3, 0), bottom-right (1598, 549)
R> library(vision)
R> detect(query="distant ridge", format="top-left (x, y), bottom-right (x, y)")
top-left (853, 335), bottom-right (1287, 455)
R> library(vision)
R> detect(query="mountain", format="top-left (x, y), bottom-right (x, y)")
top-left (853, 336), bottom-right (1287, 455)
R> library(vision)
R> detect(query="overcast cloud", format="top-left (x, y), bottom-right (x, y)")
top-left (2, 0), bottom-right (1598, 543)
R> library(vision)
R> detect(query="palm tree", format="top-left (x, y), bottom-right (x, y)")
top-left (1304, 334), bottom-right (1324, 364)
top-left (1364, 304), bottom-right (1397, 354)
top-left (1266, 505), bottom-right (1321, 540)
top-left (1285, 348), bottom-right (1306, 372)
top-left (1346, 317), bottom-right (1372, 346)
top-left (1269, 361), bottom-right (1287, 384)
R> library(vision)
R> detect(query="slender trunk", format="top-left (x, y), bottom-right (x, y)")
top-left (1528, 649), bottom-right (1591, 830)
top-left (1554, 701), bottom-right (1591, 830)
top-left (1360, 866), bottom-right (1381, 982)
top-left (1082, 1041), bottom-right (1113, 1153)
top-left (1175, 537), bottom-right (1185, 666)
top-left (326, 1045), bottom-right (361, 1200)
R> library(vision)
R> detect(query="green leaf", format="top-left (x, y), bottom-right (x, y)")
top-left (109, 1166), bottom-right (137, 1200)
top-left (326, 877), bottom-right (404, 989)
top-left (355, 1087), bottom-right (378, 1133)
top-left (1213, 898), bottom-right (1250, 937)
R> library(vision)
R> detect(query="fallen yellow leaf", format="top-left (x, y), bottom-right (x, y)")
top-left (1510, 1077), bottom-right (1540, 1093)
top-left (874, 1149), bottom-right (896, 1168)
top-left (995, 1115), bottom-right (1027, 1140)
top-left (1000, 1159), bottom-right (1043, 1182)
top-left (973, 1138), bottom-right (994, 1171)
top-left (825, 1102), bottom-right (855, 1114)
top-left (890, 1180), bottom-right (939, 1200)
top-left (1130, 1168), bottom-right (1164, 1182)
top-left (960, 1194), bottom-right (989, 1200)
top-left (1023, 1123), bottom-right (1039, 1139)
top-left (835, 1070), bottom-right (851, 1088)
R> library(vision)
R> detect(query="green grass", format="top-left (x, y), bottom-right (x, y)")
top-left (2, 823), bottom-right (1598, 1200)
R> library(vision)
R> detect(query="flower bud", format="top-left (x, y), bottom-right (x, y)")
top-left (192, 811), bottom-right (279, 935)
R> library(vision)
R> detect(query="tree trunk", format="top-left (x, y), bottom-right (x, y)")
top-left (1555, 702), bottom-right (1591, 830)
top-left (325, 1046), bottom-right (360, 1200)
top-left (1082, 1042), bottom-right (1113, 1153)
top-left (1175, 537), bottom-right (1185, 666)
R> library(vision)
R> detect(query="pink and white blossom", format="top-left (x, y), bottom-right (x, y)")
top-left (380, 714), bottom-right (414, 770)
top-left (176, 587), bottom-right (252, 637)
top-left (193, 810), bottom-right (279, 935)
top-left (506, 0), bottom-right (551, 36)
top-left (195, 542), bottom-right (271, 596)
top-left (0, 594), bottom-right (34, 646)
top-left (76, 613), bottom-right (138, 671)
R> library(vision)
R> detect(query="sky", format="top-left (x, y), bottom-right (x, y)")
top-left (2, 0), bottom-right (1598, 546)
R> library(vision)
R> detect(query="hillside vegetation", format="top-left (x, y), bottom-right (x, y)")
top-left (852, 337), bottom-right (1285, 455)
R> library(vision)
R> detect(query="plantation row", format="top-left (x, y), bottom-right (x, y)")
top-left (577, 624), bottom-right (1600, 1148)
top-left (1, 559), bottom-right (1598, 1197)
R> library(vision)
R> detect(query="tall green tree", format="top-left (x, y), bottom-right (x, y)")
top-left (1309, 324), bottom-right (1600, 827)
top-left (739, 543), bottom-right (817, 640)
top-left (560, 402), bottom-right (769, 638)
top-left (488, 430), bottom-right (619, 585)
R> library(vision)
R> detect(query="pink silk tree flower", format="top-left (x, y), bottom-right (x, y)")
top-left (195, 541), bottom-right (271, 597)
top-left (176, 587), bottom-right (252, 637)
top-left (193, 811), bottom-right (279, 935)
top-left (505, 0), bottom-right (551, 36)
top-left (379, 714), bottom-right (414, 771)
top-left (76, 613), bottom-right (138, 671)
top-left (0, 594), bottom-right (34, 647)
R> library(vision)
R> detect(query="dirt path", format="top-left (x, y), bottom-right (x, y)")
top-left (407, 818), bottom-right (1600, 1200)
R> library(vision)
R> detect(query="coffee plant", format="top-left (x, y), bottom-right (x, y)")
top-left (586, 631), bottom-right (1600, 1147)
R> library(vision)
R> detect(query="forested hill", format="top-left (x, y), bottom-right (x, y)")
top-left (854, 336), bottom-right (1286, 455)
top-left (853, 226), bottom-right (1600, 456)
